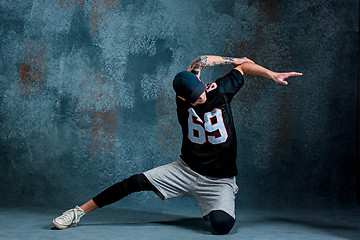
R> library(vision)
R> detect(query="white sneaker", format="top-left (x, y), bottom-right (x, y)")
top-left (52, 205), bottom-right (85, 229)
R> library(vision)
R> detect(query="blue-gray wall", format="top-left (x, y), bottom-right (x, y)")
top-left (0, 0), bottom-right (358, 209)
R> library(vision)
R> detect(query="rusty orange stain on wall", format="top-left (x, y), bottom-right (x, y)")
top-left (76, 70), bottom-right (119, 155)
top-left (18, 40), bottom-right (47, 96)
top-left (249, 0), bottom-right (280, 22)
top-left (57, 0), bottom-right (84, 10)
top-left (90, 107), bottom-right (119, 154)
top-left (57, 0), bottom-right (120, 37)
top-left (90, 0), bottom-right (120, 37)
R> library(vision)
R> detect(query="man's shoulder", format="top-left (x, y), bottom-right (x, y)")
top-left (205, 81), bottom-right (220, 94)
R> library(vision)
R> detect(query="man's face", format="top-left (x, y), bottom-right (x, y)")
top-left (191, 91), bottom-right (207, 106)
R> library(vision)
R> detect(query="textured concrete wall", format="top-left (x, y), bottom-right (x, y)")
top-left (0, 0), bottom-right (358, 209)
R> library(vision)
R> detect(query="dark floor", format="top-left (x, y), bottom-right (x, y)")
top-left (1, 202), bottom-right (360, 240)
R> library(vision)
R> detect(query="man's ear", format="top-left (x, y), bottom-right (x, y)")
top-left (177, 96), bottom-right (186, 101)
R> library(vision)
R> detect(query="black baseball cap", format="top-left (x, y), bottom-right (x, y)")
top-left (173, 71), bottom-right (206, 104)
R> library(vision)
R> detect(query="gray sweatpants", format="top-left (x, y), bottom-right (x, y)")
top-left (143, 158), bottom-right (239, 219)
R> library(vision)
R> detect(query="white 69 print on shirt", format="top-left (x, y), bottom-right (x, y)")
top-left (187, 108), bottom-right (228, 145)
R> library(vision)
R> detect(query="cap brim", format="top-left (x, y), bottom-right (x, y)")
top-left (189, 82), bottom-right (206, 104)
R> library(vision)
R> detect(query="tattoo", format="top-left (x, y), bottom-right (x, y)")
top-left (190, 57), bottom-right (201, 69)
top-left (221, 57), bottom-right (235, 62)
top-left (191, 56), bottom-right (236, 71)
top-left (199, 56), bottom-right (208, 64)
top-left (190, 56), bottom-right (209, 73)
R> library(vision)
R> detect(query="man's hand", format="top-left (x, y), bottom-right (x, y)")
top-left (235, 62), bottom-right (303, 85)
top-left (271, 72), bottom-right (303, 85)
top-left (233, 57), bottom-right (254, 66)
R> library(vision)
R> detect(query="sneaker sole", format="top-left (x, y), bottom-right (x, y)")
top-left (52, 219), bottom-right (77, 230)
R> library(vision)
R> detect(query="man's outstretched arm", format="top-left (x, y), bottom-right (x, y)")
top-left (187, 55), bottom-right (254, 79)
top-left (234, 62), bottom-right (303, 85)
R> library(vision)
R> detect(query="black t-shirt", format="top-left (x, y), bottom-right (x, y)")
top-left (176, 69), bottom-right (244, 178)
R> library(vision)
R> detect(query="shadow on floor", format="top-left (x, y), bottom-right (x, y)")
top-left (49, 207), bottom-right (212, 234)
top-left (45, 207), bottom-right (360, 239)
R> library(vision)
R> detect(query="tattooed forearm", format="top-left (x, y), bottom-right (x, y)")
top-left (194, 56), bottom-right (236, 68)
top-left (221, 57), bottom-right (235, 64)
top-left (188, 55), bottom-right (238, 77)
top-left (190, 57), bottom-right (201, 69)
top-left (199, 56), bottom-right (209, 66)
top-left (191, 56), bottom-right (208, 67)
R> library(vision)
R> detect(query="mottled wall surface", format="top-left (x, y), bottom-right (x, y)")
top-left (0, 0), bottom-right (358, 209)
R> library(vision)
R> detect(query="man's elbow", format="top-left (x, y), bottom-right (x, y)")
top-left (234, 65), bottom-right (245, 75)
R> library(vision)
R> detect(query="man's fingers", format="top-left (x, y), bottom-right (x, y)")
top-left (274, 72), bottom-right (301, 85)
top-left (289, 72), bottom-right (303, 76)
top-left (242, 60), bottom-right (254, 64)
top-left (282, 72), bottom-right (303, 80)
top-left (278, 80), bottom-right (288, 85)
top-left (245, 58), bottom-right (255, 63)
top-left (241, 57), bottom-right (255, 64)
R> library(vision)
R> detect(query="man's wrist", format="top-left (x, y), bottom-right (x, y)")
top-left (267, 71), bottom-right (276, 80)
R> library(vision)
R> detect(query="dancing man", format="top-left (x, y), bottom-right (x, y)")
top-left (52, 55), bottom-right (302, 235)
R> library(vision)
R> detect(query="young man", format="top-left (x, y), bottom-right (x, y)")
top-left (52, 55), bottom-right (302, 235)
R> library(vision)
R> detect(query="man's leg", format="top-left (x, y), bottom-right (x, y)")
top-left (79, 173), bottom-right (157, 213)
top-left (91, 173), bottom-right (157, 208)
top-left (52, 173), bottom-right (157, 229)
top-left (80, 199), bottom-right (98, 214)
top-left (208, 210), bottom-right (235, 235)
top-left (195, 175), bottom-right (238, 235)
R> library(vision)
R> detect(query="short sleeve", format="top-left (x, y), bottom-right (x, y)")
top-left (215, 69), bottom-right (244, 99)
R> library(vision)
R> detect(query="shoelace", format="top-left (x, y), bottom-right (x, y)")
top-left (58, 208), bottom-right (78, 224)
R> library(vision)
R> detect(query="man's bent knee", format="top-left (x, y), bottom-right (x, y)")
top-left (209, 210), bottom-right (235, 235)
